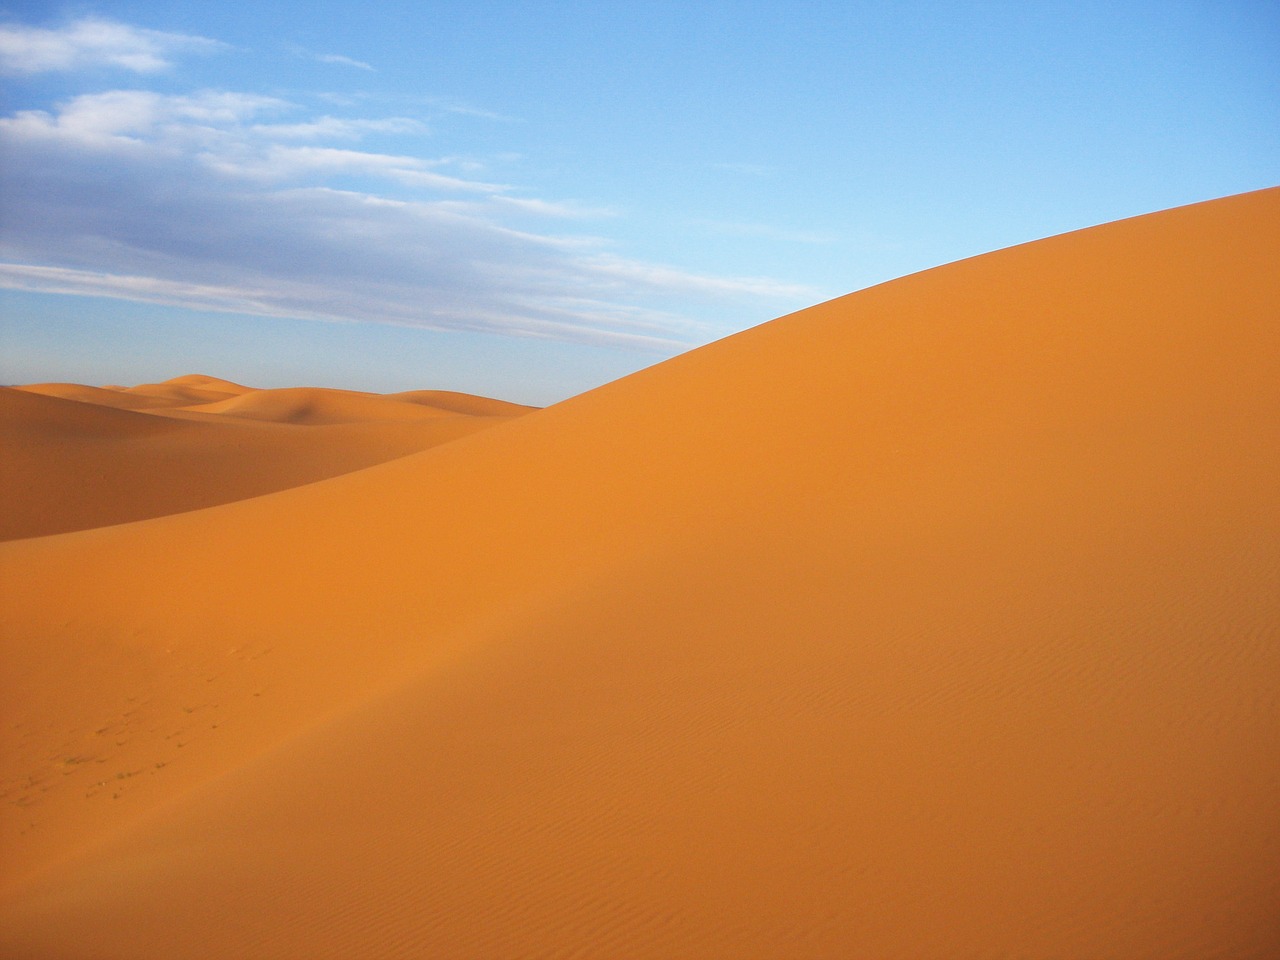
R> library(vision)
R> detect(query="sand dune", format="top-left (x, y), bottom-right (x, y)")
top-left (389, 388), bottom-right (536, 417)
top-left (1, 188), bottom-right (1277, 958)
top-left (176, 385), bottom-right (536, 424)
top-left (17, 374), bottom-right (251, 411)
top-left (177, 386), bottom-right (462, 424)
top-left (0, 379), bottom-right (531, 541)
top-left (120, 380), bottom-right (245, 406)
top-left (156, 374), bottom-right (254, 395)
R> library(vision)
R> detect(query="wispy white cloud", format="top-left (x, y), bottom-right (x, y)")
top-left (2, 90), bottom-right (289, 150)
top-left (489, 195), bottom-right (617, 219)
top-left (200, 143), bottom-right (506, 194)
top-left (0, 263), bottom-right (299, 318)
top-left (581, 255), bottom-right (810, 300)
top-left (0, 85), bottom-right (808, 350)
top-left (0, 19), bottom-right (812, 351)
top-left (4, 92), bottom-right (489, 191)
top-left (421, 96), bottom-right (516, 123)
top-left (284, 43), bottom-right (376, 73)
top-left (0, 17), bottom-right (222, 74)
top-left (315, 52), bottom-right (375, 72)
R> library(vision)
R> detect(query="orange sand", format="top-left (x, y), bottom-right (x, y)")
top-left (1, 189), bottom-right (1277, 958)
top-left (0, 377), bottom-right (532, 541)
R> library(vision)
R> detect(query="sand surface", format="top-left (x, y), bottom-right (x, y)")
top-left (1, 189), bottom-right (1277, 958)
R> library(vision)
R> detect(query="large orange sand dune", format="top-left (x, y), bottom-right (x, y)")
top-left (1, 188), bottom-right (1277, 957)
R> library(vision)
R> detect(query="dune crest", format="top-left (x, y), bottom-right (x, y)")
top-left (157, 374), bottom-right (253, 395)
top-left (1, 189), bottom-right (1277, 958)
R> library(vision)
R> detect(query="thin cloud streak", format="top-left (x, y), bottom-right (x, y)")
top-left (316, 52), bottom-right (375, 71)
top-left (421, 96), bottom-right (517, 123)
top-left (0, 263), bottom-right (692, 351)
top-left (251, 117), bottom-right (426, 140)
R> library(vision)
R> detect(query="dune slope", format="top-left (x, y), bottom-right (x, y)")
top-left (1, 188), bottom-right (1277, 958)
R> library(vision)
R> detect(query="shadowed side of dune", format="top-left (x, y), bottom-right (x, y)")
top-left (1, 387), bottom-right (184, 439)
top-left (0, 189), bottom-right (1277, 958)
top-left (14, 383), bottom-right (179, 411)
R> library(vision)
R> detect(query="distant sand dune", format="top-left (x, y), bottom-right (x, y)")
top-left (156, 374), bottom-right (254, 395)
top-left (0, 188), bottom-right (1276, 958)
top-left (389, 388), bottom-right (536, 417)
top-left (180, 386), bottom-right (461, 424)
top-left (121, 381), bottom-right (244, 406)
top-left (0, 380), bottom-right (531, 541)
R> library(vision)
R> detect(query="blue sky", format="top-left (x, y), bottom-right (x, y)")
top-left (1, 1), bottom-right (1276, 404)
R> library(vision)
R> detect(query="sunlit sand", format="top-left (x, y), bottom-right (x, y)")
top-left (1, 188), bottom-right (1277, 957)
